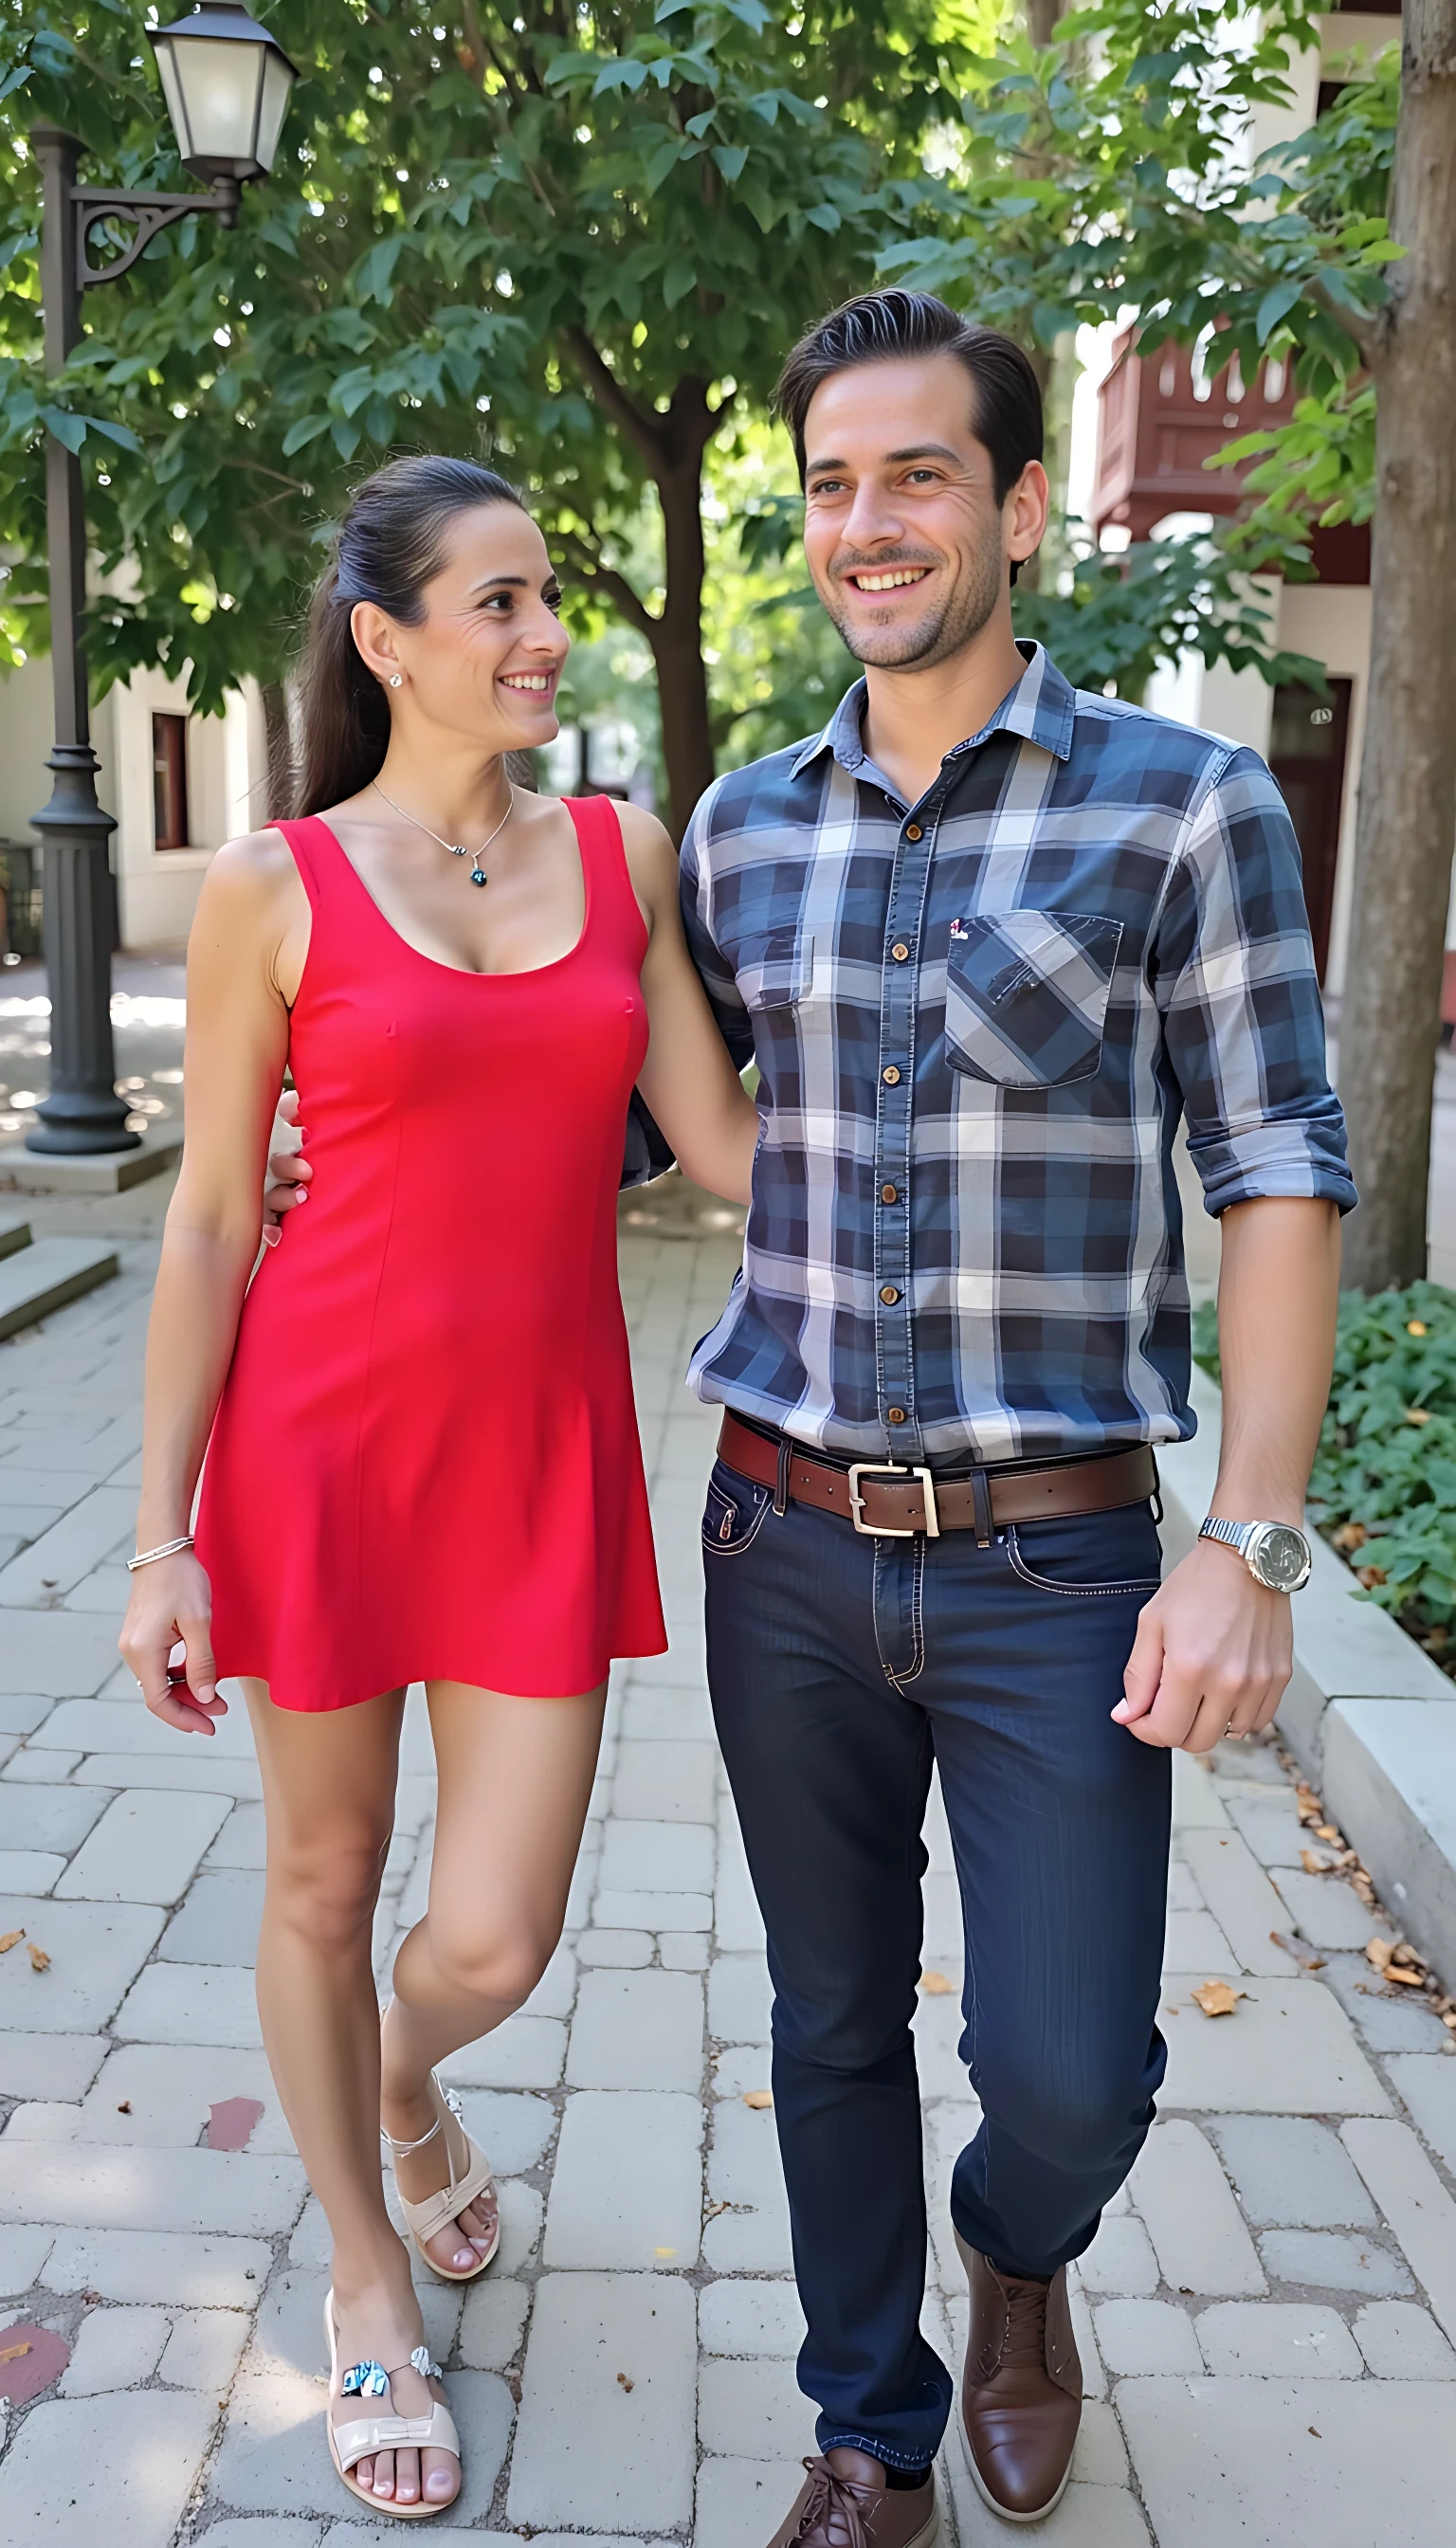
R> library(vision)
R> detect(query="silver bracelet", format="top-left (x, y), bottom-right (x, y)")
top-left (126, 1535), bottom-right (195, 1573)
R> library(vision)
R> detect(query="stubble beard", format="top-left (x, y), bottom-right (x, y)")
top-left (822, 540), bottom-right (1005, 673)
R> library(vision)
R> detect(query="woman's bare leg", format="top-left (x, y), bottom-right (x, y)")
top-left (244, 1679), bottom-right (457, 2511)
top-left (379, 1682), bottom-right (607, 2271)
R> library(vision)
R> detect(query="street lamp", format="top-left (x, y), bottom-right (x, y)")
top-left (27, 6), bottom-right (297, 1156)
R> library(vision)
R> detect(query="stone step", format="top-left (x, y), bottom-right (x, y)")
top-left (0, 1213), bottom-right (33, 1261)
top-left (0, 1235), bottom-right (119, 1341)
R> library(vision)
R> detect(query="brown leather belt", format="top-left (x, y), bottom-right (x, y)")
top-left (718, 1410), bottom-right (1158, 1545)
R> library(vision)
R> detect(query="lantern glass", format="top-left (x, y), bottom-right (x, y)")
top-left (149, 6), bottom-right (298, 184)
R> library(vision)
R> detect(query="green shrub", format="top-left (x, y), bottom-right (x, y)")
top-left (1192, 1283), bottom-right (1456, 1677)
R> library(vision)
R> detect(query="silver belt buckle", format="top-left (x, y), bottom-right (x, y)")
top-left (846, 1461), bottom-right (940, 1538)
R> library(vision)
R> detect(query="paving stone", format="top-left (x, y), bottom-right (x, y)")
top-left (1343, 2117), bottom-right (1456, 2341)
top-left (33, 1696), bottom-right (259, 1759)
top-left (159, 1869), bottom-right (264, 1963)
top-left (708, 1954), bottom-right (774, 2046)
top-left (575, 1928), bottom-right (654, 1967)
top-left (0, 1611), bottom-right (126, 1699)
top-left (1270, 1867), bottom-right (1385, 1952)
top-left (1352, 2300), bottom-right (1456, 2378)
top-left (156, 2305), bottom-right (252, 2392)
top-left (69, 2044), bottom-right (289, 2154)
top-left (69, 1750), bottom-right (264, 1800)
top-left (55, 1788), bottom-right (231, 1907)
top-left (699, 2279), bottom-right (806, 2357)
top-left (0, 1894), bottom-right (164, 2033)
top-left (1223, 1793), bottom-right (1305, 1866)
top-left (594, 1887), bottom-right (712, 1930)
top-left (1192, 2301), bottom-right (1361, 2376)
top-left (198, 2525), bottom-right (326, 2547)
top-left (660, 1930), bottom-right (711, 1969)
top-left (1129, 2120), bottom-right (1265, 2295)
top-left (113, 1961), bottom-right (263, 2048)
top-left (1178, 1831), bottom-right (1299, 1975)
top-left (1074, 2215), bottom-right (1160, 2298)
top-left (204, 1802), bottom-right (268, 1869)
top-left (712, 2046), bottom-right (774, 2101)
top-left (42, 2225), bottom-right (271, 2306)
top-left (1385, 2054), bottom-right (1456, 2175)
top-left (0, 2224), bottom-right (54, 2298)
top-left (694, 2458), bottom-right (817, 2548)
top-left (458, 2276), bottom-right (530, 2370)
top-left (1170, 1753), bottom-right (1231, 1829)
top-left (519, 1940), bottom-right (576, 2021)
top-left (1070, 2398), bottom-right (1130, 2487)
top-left (0, 2389), bottom-right (217, 2545)
top-left (1207, 2115), bottom-right (1376, 2229)
top-left (443, 2090), bottom-right (556, 2177)
top-left (567, 1969), bottom-right (703, 2090)
top-left (0, 1695), bottom-right (55, 1737)
top-left (496, 2178), bottom-right (544, 2276)
top-left (702, 2099), bottom-right (794, 2274)
top-left (0, 1486), bottom-right (134, 1604)
top-left (618, 1687), bottom-right (716, 1744)
top-left (599, 1817), bottom-right (715, 1894)
top-left (1161, 1909), bottom-right (1234, 1970)
top-left (1158, 1975), bottom-right (1391, 2114)
top-left (57, 2302), bottom-right (172, 2394)
top-left (0, 1849), bottom-right (64, 1892)
top-left (506, 2272), bottom-right (696, 2531)
top-left (1258, 2229), bottom-right (1413, 2296)
top-left (1116, 2376), bottom-right (1454, 2545)
top-left (0, 2142), bottom-right (304, 2236)
top-left (544, 2090), bottom-right (703, 2268)
top-left (1092, 2298), bottom-right (1203, 2375)
top-left (1320, 1954), bottom-right (1454, 2052)
top-left (3, 1746), bottom-right (83, 1781)
top-left (436, 2015), bottom-right (564, 2088)
top-left (698, 2354), bottom-right (817, 2458)
top-left (611, 1740), bottom-right (718, 1824)
top-left (714, 1815), bottom-right (767, 1954)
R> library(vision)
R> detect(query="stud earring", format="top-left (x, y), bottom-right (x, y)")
top-left (388, 673), bottom-right (403, 689)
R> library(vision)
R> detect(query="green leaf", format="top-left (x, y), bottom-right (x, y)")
top-left (355, 237), bottom-right (405, 306)
top-left (712, 143), bottom-right (749, 183)
top-left (663, 255), bottom-right (697, 308)
top-left (1255, 281), bottom-right (1303, 343)
top-left (38, 406), bottom-right (87, 454)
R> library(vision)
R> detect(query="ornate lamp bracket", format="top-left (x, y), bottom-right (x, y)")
top-left (72, 175), bottom-right (241, 290)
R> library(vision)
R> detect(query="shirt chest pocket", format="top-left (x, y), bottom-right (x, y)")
top-left (944, 910), bottom-right (1123, 1088)
top-left (737, 925), bottom-right (816, 1012)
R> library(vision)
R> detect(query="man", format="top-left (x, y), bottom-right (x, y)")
top-left (271, 290), bottom-right (1352, 2540)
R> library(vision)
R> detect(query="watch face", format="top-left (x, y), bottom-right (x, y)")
top-left (1250, 1525), bottom-right (1311, 1591)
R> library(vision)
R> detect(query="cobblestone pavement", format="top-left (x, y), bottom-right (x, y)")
top-left (1, 1177), bottom-right (1455, 2548)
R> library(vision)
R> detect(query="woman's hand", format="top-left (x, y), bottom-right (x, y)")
top-left (263, 1087), bottom-right (312, 1244)
top-left (119, 1553), bottom-right (228, 1736)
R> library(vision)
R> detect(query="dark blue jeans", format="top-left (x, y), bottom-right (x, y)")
top-left (702, 1459), bottom-right (1172, 2472)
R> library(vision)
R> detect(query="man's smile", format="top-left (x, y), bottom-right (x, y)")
top-left (844, 566), bottom-right (934, 593)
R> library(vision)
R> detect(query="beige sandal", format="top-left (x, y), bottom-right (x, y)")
top-left (324, 2287), bottom-right (461, 2520)
top-left (382, 2071), bottom-right (500, 2284)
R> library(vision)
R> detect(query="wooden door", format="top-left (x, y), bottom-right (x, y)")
top-left (1268, 678), bottom-right (1353, 983)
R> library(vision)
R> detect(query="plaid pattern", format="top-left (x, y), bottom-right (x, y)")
top-left (681, 645), bottom-right (1355, 1465)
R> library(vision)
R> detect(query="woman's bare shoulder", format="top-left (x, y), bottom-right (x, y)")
top-left (612, 799), bottom-right (679, 911)
top-left (198, 828), bottom-right (306, 911)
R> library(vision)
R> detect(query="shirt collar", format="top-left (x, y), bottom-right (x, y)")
top-left (789, 642), bottom-right (1078, 784)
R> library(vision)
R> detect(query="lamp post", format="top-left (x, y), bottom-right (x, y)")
top-left (27, 5), bottom-right (296, 1155)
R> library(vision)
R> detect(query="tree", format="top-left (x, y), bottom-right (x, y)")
top-left (0, 2), bottom-right (992, 836)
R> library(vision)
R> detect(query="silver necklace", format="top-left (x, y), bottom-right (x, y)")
top-left (371, 777), bottom-right (515, 888)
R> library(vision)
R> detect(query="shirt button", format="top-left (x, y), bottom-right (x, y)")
top-left (880, 1285), bottom-right (901, 1305)
top-left (890, 941), bottom-right (910, 962)
top-left (883, 1065), bottom-right (901, 1085)
top-left (887, 1406), bottom-right (907, 1425)
top-left (905, 824), bottom-right (923, 842)
top-left (880, 1183), bottom-right (898, 1205)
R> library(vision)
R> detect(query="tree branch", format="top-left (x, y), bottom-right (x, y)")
top-left (562, 328), bottom-right (668, 474)
top-left (556, 528), bottom-right (660, 644)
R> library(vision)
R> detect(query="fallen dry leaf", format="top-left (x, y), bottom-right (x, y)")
top-left (1366, 1937), bottom-right (1394, 1971)
top-left (1270, 1931), bottom-right (1325, 1973)
top-left (0, 2342), bottom-right (31, 2364)
top-left (1295, 1786), bottom-right (1324, 1829)
top-left (27, 1942), bottom-right (49, 1974)
top-left (615, 2372), bottom-right (634, 2393)
top-left (919, 1969), bottom-right (956, 1995)
top-left (1301, 1848), bottom-right (1331, 1875)
top-left (0, 1930), bottom-right (24, 1956)
top-left (1332, 1521), bottom-right (1368, 1552)
top-left (742, 2090), bottom-right (774, 2110)
top-left (1192, 1981), bottom-right (1247, 2018)
top-left (116, 2101), bottom-right (131, 2116)
top-left (1315, 1824), bottom-right (1341, 1843)
top-left (1386, 1964), bottom-right (1427, 1988)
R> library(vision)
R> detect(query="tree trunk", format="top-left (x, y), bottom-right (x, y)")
top-left (261, 680), bottom-right (293, 822)
top-left (1338, 0), bottom-right (1456, 1292)
top-left (649, 447), bottom-right (717, 842)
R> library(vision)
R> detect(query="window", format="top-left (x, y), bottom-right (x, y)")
top-left (153, 713), bottom-right (190, 851)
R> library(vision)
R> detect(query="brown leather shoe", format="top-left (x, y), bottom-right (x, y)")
top-left (768, 2448), bottom-right (938, 2548)
top-left (956, 2233), bottom-right (1082, 2523)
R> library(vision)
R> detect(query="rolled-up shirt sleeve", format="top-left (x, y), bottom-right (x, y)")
top-left (679, 780), bottom-right (755, 1073)
top-left (1155, 745), bottom-right (1357, 1218)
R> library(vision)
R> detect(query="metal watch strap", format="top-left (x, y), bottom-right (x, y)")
top-left (1198, 1516), bottom-right (1250, 1556)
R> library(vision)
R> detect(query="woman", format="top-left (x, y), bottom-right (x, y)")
top-left (119, 454), bottom-right (757, 2519)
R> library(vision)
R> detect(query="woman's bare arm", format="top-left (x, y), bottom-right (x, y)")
top-left (619, 805), bottom-right (759, 1205)
top-left (119, 832), bottom-right (305, 1732)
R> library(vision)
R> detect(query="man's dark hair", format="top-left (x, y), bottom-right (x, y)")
top-left (773, 289), bottom-right (1044, 503)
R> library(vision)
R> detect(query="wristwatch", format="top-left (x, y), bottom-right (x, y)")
top-left (1198, 1515), bottom-right (1312, 1592)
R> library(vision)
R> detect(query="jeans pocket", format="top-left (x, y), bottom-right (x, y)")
top-left (1003, 1505), bottom-right (1162, 1598)
top-left (702, 1459), bottom-right (773, 1556)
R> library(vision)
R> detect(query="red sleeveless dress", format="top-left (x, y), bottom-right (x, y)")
top-left (194, 797), bottom-right (666, 1711)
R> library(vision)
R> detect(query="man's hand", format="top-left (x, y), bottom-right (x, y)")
top-left (262, 1086), bottom-right (311, 1245)
top-left (1113, 1538), bottom-right (1293, 1755)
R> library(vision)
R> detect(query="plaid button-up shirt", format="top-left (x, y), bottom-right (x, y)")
top-left (680, 644), bottom-right (1356, 1466)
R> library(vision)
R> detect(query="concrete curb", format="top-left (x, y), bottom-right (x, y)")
top-left (1157, 1369), bottom-right (1456, 1986)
